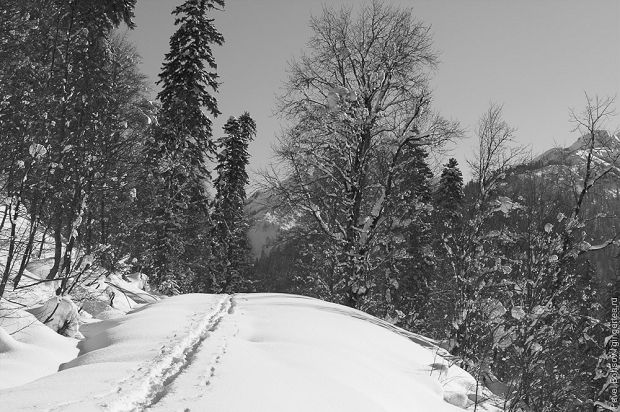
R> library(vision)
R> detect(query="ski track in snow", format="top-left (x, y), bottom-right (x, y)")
top-left (145, 296), bottom-right (239, 411)
top-left (104, 295), bottom-right (233, 412)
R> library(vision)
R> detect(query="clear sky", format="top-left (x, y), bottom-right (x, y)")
top-left (127, 0), bottom-right (620, 182)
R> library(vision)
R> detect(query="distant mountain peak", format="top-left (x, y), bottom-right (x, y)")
top-left (567, 130), bottom-right (617, 151)
top-left (532, 130), bottom-right (619, 168)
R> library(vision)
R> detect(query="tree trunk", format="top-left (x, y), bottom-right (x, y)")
top-left (0, 202), bottom-right (19, 298)
top-left (46, 215), bottom-right (63, 280)
top-left (38, 224), bottom-right (49, 259)
top-left (13, 221), bottom-right (37, 289)
top-left (13, 199), bottom-right (40, 289)
top-left (0, 204), bottom-right (9, 233)
top-left (58, 235), bottom-right (75, 294)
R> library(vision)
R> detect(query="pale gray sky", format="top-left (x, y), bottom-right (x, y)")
top-left (128, 0), bottom-right (620, 181)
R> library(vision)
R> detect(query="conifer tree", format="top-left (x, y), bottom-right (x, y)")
top-left (423, 159), bottom-right (465, 339)
top-left (157, 0), bottom-right (224, 180)
top-left (387, 146), bottom-right (435, 328)
top-left (435, 158), bottom-right (464, 214)
top-left (145, 0), bottom-right (224, 293)
top-left (210, 113), bottom-right (256, 292)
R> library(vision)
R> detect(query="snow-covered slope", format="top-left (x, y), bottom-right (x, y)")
top-left (0, 293), bottom-right (501, 411)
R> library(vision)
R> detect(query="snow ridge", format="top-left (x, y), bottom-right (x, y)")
top-left (105, 295), bottom-right (232, 412)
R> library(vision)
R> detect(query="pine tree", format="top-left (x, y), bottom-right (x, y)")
top-left (157, 0), bottom-right (224, 181)
top-left (210, 113), bottom-right (256, 292)
top-left (145, 0), bottom-right (224, 293)
top-left (435, 158), bottom-right (464, 214)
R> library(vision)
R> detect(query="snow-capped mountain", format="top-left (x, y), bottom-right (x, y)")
top-left (531, 130), bottom-right (620, 171)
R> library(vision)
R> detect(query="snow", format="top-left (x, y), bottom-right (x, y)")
top-left (0, 293), bottom-right (501, 411)
top-left (0, 204), bottom-right (160, 395)
top-left (0, 310), bottom-right (78, 389)
top-left (0, 203), bottom-right (500, 410)
top-left (29, 296), bottom-right (82, 338)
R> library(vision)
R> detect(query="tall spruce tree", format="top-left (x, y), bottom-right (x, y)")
top-left (387, 146), bottom-right (435, 329)
top-left (145, 0), bottom-right (224, 293)
top-left (210, 113), bottom-right (256, 292)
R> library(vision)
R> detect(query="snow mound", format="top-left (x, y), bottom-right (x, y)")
top-left (0, 310), bottom-right (78, 389)
top-left (0, 294), bottom-right (501, 411)
top-left (29, 296), bottom-right (81, 338)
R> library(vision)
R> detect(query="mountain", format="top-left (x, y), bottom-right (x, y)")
top-left (531, 130), bottom-right (620, 171)
top-left (511, 131), bottom-right (620, 287)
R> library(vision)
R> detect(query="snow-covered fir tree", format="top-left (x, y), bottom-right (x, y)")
top-left (144, 0), bottom-right (224, 293)
top-left (210, 113), bottom-right (256, 292)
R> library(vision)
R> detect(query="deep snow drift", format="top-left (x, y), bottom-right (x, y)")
top-left (1, 293), bottom-right (501, 411)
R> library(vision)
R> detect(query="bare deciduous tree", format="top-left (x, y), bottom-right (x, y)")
top-left (468, 103), bottom-right (527, 200)
top-left (569, 94), bottom-right (619, 219)
top-left (266, 0), bottom-right (460, 308)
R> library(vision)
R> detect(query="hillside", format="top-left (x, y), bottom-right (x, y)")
top-left (516, 131), bottom-right (620, 286)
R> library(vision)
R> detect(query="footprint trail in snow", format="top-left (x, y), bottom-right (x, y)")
top-left (106, 295), bottom-right (234, 412)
